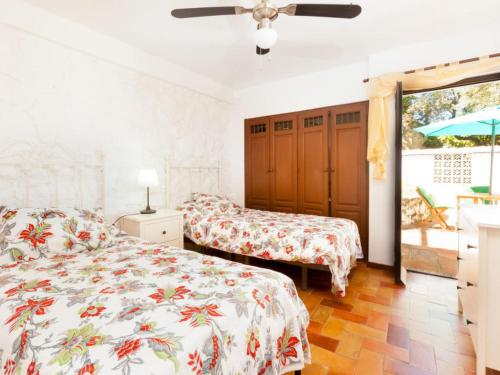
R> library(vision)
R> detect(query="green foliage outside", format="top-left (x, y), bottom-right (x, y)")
top-left (403, 81), bottom-right (500, 150)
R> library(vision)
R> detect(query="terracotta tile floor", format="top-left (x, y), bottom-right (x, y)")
top-left (288, 263), bottom-right (475, 375)
top-left (187, 244), bottom-right (474, 374)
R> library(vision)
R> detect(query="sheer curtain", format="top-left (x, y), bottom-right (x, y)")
top-left (367, 56), bottom-right (500, 179)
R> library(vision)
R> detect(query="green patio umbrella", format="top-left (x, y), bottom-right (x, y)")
top-left (415, 105), bottom-right (500, 194)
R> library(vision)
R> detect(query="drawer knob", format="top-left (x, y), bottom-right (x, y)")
top-left (466, 244), bottom-right (476, 249)
top-left (162, 230), bottom-right (166, 235)
top-left (457, 256), bottom-right (463, 261)
top-left (466, 281), bottom-right (476, 287)
top-left (466, 319), bottom-right (474, 325)
top-left (457, 286), bottom-right (463, 290)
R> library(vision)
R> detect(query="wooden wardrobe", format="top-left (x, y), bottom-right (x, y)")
top-left (244, 101), bottom-right (369, 257)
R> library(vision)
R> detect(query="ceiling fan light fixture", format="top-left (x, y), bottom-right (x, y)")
top-left (255, 18), bottom-right (277, 49)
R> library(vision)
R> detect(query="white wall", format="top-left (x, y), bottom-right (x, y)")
top-left (224, 23), bottom-right (500, 266)
top-left (0, 1), bottom-right (234, 220)
top-left (402, 147), bottom-right (500, 206)
top-left (2, 0), bottom-right (499, 265)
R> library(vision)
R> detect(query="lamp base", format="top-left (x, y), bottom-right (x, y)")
top-left (140, 208), bottom-right (156, 214)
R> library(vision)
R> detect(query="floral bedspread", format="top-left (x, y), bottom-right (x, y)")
top-left (0, 236), bottom-right (310, 375)
top-left (181, 206), bottom-right (363, 297)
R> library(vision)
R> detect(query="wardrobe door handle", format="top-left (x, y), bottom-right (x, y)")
top-left (457, 286), bottom-right (463, 290)
top-left (467, 244), bottom-right (476, 249)
top-left (457, 256), bottom-right (463, 261)
top-left (466, 281), bottom-right (476, 287)
top-left (466, 319), bottom-right (474, 325)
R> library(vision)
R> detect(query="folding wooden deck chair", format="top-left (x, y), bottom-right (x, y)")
top-left (416, 186), bottom-right (450, 230)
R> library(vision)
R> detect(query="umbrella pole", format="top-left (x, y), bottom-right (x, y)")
top-left (489, 124), bottom-right (496, 194)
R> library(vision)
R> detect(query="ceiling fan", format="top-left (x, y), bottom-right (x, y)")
top-left (171, 2), bottom-right (361, 55)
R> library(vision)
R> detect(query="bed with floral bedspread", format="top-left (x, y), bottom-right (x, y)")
top-left (179, 194), bottom-right (363, 297)
top-left (0, 207), bottom-right (310, 375)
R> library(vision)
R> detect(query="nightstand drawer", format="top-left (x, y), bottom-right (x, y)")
top-left (119, 209), bottom-right (183, 248)
top-left (143, 219), bottom-right (179, 243)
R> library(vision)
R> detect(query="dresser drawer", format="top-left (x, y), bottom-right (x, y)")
top-left (143, 218), bottom-right (180, 243)
top-left (458, 285), bottom-right (478, 325)
top-left (458, 215), bottom-right (478, 252)
top-left (468, 322), bottom-right (478, 353)
top-left (457, 247), bottom-right (478, 284)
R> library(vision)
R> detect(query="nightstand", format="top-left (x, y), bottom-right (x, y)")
top-left (119, 209), bottom-right (184, 248)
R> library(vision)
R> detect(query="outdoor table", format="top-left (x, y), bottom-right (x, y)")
top-left (456, 193), bottom-right (500, 206)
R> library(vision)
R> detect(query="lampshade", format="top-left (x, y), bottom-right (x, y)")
top-left (137, 168), bottom-right (159, 187)
top-left (255, 21), bottom-right (278, 49)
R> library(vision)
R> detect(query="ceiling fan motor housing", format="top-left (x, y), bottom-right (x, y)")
top-left (253, 1), bottom-right (279, 22)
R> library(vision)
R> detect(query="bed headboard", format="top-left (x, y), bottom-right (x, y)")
top-left (165, 158), bottom-right (221, 209)
top-left (0, 143), bottom-right (105, 209)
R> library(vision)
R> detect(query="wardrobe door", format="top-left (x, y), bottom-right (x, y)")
top-left (245, 117), bottom-right (271, 210)
top-left (298, 109), bottom-right (330, 216)
top-left (270, 114), bottom-right (298, 213)
top-left (331, 102), bottom-right (369, 256)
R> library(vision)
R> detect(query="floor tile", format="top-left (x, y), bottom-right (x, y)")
top-left (384, 356), bottom-right (435, 375)
top-left (307, 320), bottom-right (323, 335)
top-left (345, 322), bottom-right (386, 341)
top-left (409, 340), bottom-right (437, 373)
top-left (308, 332), bottom-right (339, 352)
top-left (332, 309), bottom-right (368, 324)
top-left (363, 337), bottom-right (410, 362)
top-left (359, 293), bottom-right (391, 306)
top-left (336, 332), bottom-right (363, 359)
top-left (355, 349), bottom-right (384, 375)
top-left (387, 323), bottom-right (410, 349)
top-left (321, 317), bottom-right (346, 339)
top-left (312, 305), bottom-right (334, 324)
top-left (310, 345), bottom-right (356, 375)
top-left (325, 354), bottom-right (357, 375)
top-left (321, 298), bottom-right (354, 311)
top-left (436, 360), bottom-right (465, 375)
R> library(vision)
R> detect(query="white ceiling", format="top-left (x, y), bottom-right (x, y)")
top-left (24, 0), bottom-right (500, 89)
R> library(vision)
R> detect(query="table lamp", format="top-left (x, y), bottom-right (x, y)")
top-left (137, 168), bottom-right (159, 214)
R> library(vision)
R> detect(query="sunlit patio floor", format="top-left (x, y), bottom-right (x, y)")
top-left (402, 223), bottom-right (458, 278)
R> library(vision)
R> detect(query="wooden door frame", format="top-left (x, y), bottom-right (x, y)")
top-left (394, 81), bottom-right (403, 284)
top-left (394, 72), bottom-right (500, 285)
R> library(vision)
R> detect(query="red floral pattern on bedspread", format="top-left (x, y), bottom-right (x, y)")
top-left (0, 236), bottom-right (310, 374)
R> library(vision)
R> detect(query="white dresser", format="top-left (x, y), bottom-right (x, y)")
top-left (119, 209), bottom-right (184, 248)
top-left (457, 205), bottom-right (500, 375)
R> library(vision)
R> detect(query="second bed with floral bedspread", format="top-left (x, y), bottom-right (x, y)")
top-left (180, 196), bottom-right (363, 297)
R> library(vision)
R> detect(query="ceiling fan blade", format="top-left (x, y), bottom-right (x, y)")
top-left (256, 46), bottom-right (270, 55)
top-left (280, 3), bottom-right (361, 18)
top-left (171, 6), bottom-right (250, 18)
